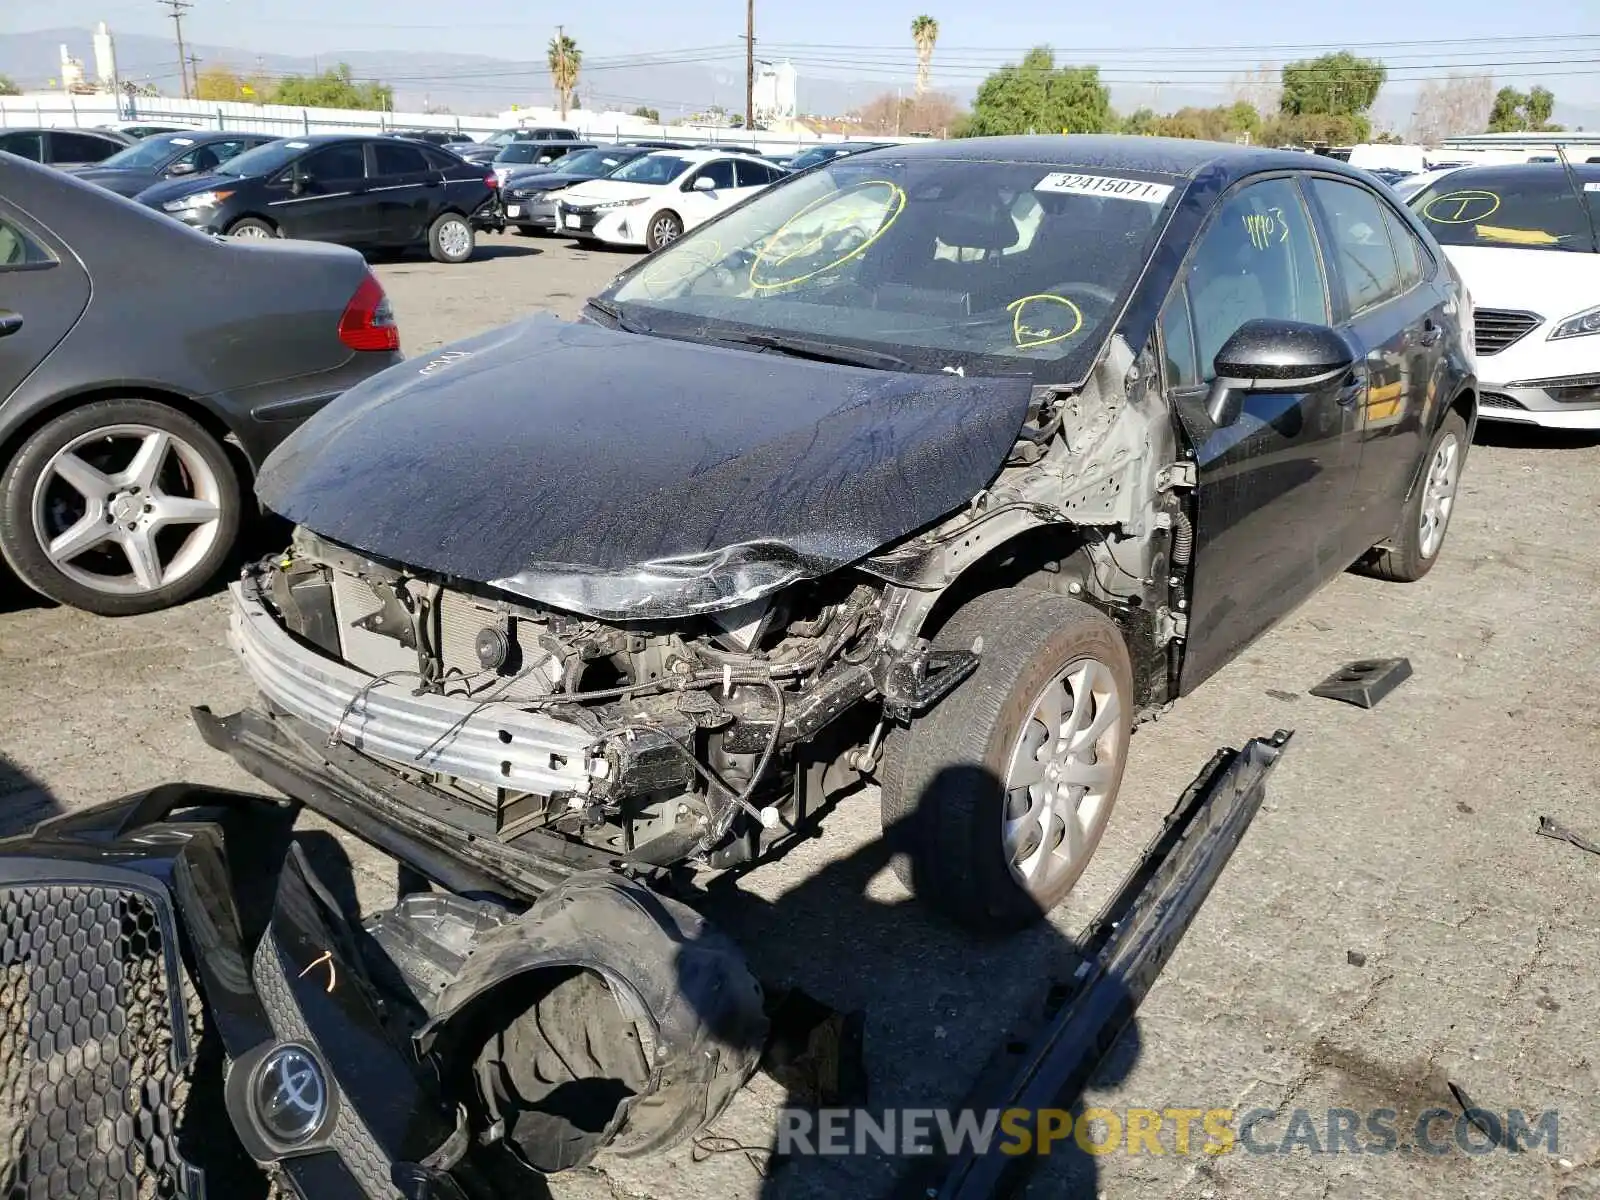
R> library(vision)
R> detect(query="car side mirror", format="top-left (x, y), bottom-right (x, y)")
top-left (1204, 318), bottom-right (1356, 427)
top-left (692, 176), bottom-right (716, 191)
top-left (167, 161), bottom-right (196, 176)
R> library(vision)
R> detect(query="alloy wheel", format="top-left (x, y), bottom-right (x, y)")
top-left (30, 424), bottom-right (225, 597)
top-left (1418, 432), bottom-right (1460, 559)
top-left (1001, 656), bottom-right (1124, 899)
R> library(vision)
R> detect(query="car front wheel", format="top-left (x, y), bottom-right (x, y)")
top-left (0, 399), bottom-right (241, 615)
top-left (429, 213), bottom-right (475, 263)
top-left (879, 589), bottom-right (1133, 931)
top-left (645, 210), bottom-right (683, 252)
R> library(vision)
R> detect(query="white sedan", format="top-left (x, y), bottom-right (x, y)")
top-left (1409, 162), bottom-right (1600, 429)
top-left (555, 149), bottom-right (787, 251)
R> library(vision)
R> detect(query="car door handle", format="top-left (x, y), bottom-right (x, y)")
top-left (1337, 371), bottom-right (1367, 407)
top-left (1419, 319), bottom-right (1442, 347)
top-left (0, 311), bottom-right (22, 338)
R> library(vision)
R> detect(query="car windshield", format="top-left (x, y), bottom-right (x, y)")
top-left (1410, 171), bottom-right (1600, 252)
top-left (99, 134), bottom-right (192, 169)
top-left (483, 130), bottom-right (517, 146)
top-left (214, 138), bottom-right (303, 176)
top-left (556, 148), bottom-right (634, 174)
top-left (608, 156), bottom-right (1177, 377)
top-left (608, 154), bottom-right (691, 185)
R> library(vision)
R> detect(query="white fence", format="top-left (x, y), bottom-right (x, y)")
top-left (0, 92), bottom-right (905, 152)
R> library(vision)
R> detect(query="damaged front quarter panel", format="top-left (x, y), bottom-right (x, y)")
top-left (256, 314), bottom-right (1036, 620)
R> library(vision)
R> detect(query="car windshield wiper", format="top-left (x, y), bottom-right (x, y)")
top-left (584, 297), bottom-right (651, 334)
top-left (716, 331), bottom-right (908, 371)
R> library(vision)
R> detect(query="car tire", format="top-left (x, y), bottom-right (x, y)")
top-left (224, 217), bottom-right (276, 239)
top-left (428, 212), bottom-right (475, 263)
top-left (645, 210), bottom-right (683, 252)
top-left (0, 399), bottom-right (241, 616)
top-left (878, 589), bottom-right (1133, 931)
top-left (1357, 409), bottom-right (1467, 583)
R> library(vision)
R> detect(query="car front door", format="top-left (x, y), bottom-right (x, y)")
top-left (1305, 176), bottom-right (1441, 557)
top-left (732, 158), bottom-right (781, 199)
top-left (0, 204), bottom-right (91, 404)
top-left (49, 131), bottom-right (123, 166)
top-left (1165, 174), bottom-right (1362, 694)
top-left (367, 140), bottom-right (434, 245)
top-left (270, 142), bottom-right (374, 244)
top-left (678, 159), bottom-right (739, 229)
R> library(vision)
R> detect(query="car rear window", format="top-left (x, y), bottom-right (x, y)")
top-left (1411, 171), bottom-right (1600, 252)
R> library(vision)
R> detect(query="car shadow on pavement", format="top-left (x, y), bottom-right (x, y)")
top-left (0, 753), bottom-right (60, 837)
top-left (680, 764), bottom-right (1139, 1200)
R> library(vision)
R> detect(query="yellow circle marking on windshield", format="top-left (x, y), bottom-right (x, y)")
top-left (750, 180), bottom-right (906, 291)
top-left (1007, 294), bottom-right (1083, 350)
top-left (1421, 190), bottom-right (1501, 224)
top-left (636, 239), bottom-right (723, 299)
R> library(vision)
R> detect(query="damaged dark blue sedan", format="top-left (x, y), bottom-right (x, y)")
top-left (0, 136), bottom-right (1477, 1194)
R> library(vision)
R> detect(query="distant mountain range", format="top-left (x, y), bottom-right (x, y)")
top-left (4, 26), bottom-right (1597, 131)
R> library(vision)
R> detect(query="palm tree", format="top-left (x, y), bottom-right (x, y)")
top-left (548, 33), bottom-right (581, 119)
top-left (911, 15), bottom-right (939, 97)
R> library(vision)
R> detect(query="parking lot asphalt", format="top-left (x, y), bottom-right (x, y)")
top-left (3, 232), bottom-right (1598, 1200)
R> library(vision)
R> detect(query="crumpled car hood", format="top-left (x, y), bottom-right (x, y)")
top-left (257, 313), bottom-right (1032, 619)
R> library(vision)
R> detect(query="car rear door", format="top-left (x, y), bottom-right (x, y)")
top-left (0, 201), bottom-right (91, 405)
top-left (273, 142), bottom-right (376, 244)
top-left (732, 158), bottom-right (782, 199)
top-left (1305, 176), bottom-right (1442, 553)
top-left (0, 132), bottom-right (45, 162)
top-left (367, 140), bottom-right (434, 245)
top-left (1161, 174), bottom-right (1361, 694)
top-left (49, 131), bottom-right (123, 167)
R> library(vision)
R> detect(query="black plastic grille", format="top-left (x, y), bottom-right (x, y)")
top-left (1474, 308), bottom-right (1541, 355)
top-left (0, 884), bottom-right (202, 1199)
top-left (250, 936), bottom-right (399, 1200)
top-left (1479, 392), bottom-right (1525, 410)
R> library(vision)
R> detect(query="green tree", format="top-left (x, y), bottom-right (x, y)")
top-left (965, 47), bottom-right (1112, 137)
top-left (0, 74), bottom-right (20, 96)
top-left (1489, 84), bottom-right (1562, 132)
top-left (1280, 51), bottom-right (1385, 118)
top-left (1120, 107), bottom-right (1158, 135)
top-left (270, 63), bottom-right (392, 111)
top-left (548, 34), bottom-right (581, 119)
top-left (1526, 85), bottom-right (1556, 129)
top-left (631, 105), bottom-right (660, 122)
top-left (911, 15), bottom-right (939, 97)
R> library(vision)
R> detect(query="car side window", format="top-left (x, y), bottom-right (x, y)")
top-left (1307, 178), bottom-right (1403, 315)
top-left (1185, 177), bottom-right (1330, 381)
top-left (734, 160), bottom-right (776, 187)
top-left (0, 132), bottom-right (44, 161)
top-left (55, 132), bottom-right (120, 162)
top-left (372, 141), bottom-right (429, 178)
top-left (0, 216), bottom-right (53, 270)
top-left (1379, 203), bottom-right (1424, 290)
top-left (422, 148), bottom-right (460, 171)
top-left (691, 160), bottom-right (738, 191)
top-left (1159, 288), bottom-right (1201, 390)
top-left (300, 143), bottom-right (367, 185)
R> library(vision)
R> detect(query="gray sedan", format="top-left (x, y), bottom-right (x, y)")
top-left (0, 153), bottom-right (403, 615)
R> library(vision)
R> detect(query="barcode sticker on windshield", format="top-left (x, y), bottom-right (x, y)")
top-left (1035, 172), bottom-right (1173, 203)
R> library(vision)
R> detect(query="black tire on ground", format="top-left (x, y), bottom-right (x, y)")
top-left (879, 588), bottom-right (1134, 932)
top-left (224, 217), bottom-right (276, 239)
top-left (0, 399), bottom-right (241, 616)
top-left (1356, 409), bottom-right (1468, 583)
top-left (645, 210), bottom-right (683, 252)
top-left (428, 212), bottom-right (476, 263)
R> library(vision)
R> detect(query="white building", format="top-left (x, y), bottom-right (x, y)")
top-left (92, 22), bottom-right (118, 93)
top-left (752, 61), bottom-right (797, 126)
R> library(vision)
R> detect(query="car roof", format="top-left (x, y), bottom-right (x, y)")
top-left (1413, 160), bottom-right (1600, 184)
top-left (641, 148), bottom-right (727, 164)
top-left (869, 134), bottom-right (1371, 182)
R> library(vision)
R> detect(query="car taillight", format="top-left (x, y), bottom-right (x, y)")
top-left (485, 175), bottom-right (498, 188)
top-left (338, 272), bottom-right (400, 352)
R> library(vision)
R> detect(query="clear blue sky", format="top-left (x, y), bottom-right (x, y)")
top-left (13, 0), bottom-right (1600, 112)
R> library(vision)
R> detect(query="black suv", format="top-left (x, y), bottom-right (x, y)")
top-left (134, 133), bottom-right (496, 263)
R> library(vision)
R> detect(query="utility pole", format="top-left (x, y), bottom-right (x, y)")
top-left (185, 51), bottom-right (201, 96)
top-left (556, 24), bottom-right (568, 120)
top-left (157, 0), bottom-right (193, 99)
top-left (744, 0), bottom-right (754, 131)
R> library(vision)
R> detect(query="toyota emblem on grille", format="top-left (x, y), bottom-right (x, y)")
top-left (253, 1044), bottom-right (329, 1146)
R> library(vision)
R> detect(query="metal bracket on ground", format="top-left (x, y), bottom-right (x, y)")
top-left (1308, 657), bottom-right (1413, 708)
